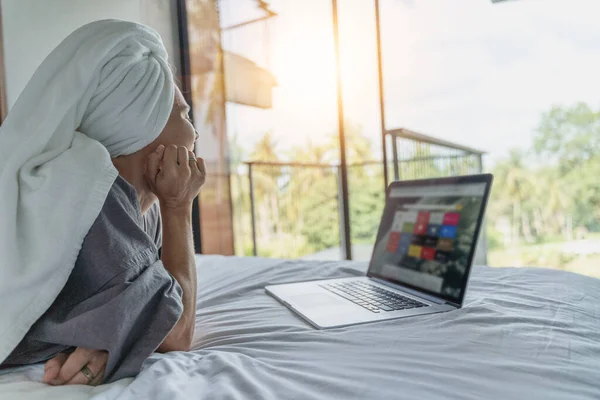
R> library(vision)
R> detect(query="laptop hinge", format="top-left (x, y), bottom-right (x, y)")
top-left (370, 277), bottom-right (458, 307)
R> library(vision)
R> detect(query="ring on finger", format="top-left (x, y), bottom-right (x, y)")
top-left (90, 367), bottom-right (105, 386)
top-left (80, 365), bottom-right (95, 384)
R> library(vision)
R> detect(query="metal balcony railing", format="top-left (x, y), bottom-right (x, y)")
top-left (387, 128), bottom-right (484, 181)
top-left (233, 129), bottom-right (485, 259)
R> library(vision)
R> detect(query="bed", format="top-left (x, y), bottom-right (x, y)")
top-left (1, 255), bottom-right (599, 400)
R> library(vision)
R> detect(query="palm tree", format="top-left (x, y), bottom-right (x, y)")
top-left (492, 149), bottom-right (534, 245)
top-left (285, 141), bottom-right (331, 232)
top-left (249, 132), bottom-right (282, 242)
top-left (543, 170), bottom-right (573, 239)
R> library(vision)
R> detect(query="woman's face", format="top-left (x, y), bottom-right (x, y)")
top-left (155, 87), bottom-right (198, 152)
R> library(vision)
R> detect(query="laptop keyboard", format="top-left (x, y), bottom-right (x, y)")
top-left (320, 280), bottom-right (428, 313)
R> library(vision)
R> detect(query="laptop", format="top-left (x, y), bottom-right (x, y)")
top-left (266, 173), bottom-right (493, 329)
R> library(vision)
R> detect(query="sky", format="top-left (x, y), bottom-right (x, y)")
top-left (219, 0), bottom-right (600, 166)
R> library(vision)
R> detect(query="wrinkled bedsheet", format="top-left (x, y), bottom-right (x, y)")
top-left (1, 255), bottom-right (599, 400)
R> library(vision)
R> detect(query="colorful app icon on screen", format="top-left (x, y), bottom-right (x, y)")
top-left (404, 211), bottom-right (419, 223)
top-left (429, 212), bottom-right (444, 225)
top-left (397, 234), bottom-right (412, 255)
top-left (402, 222), bottom-right (415, 233)
top-left (416, 211), bottom-right (430, 226)
top-left (408, 245), bottom-right (422, 258)
top-left (439, 225), bottom-right (457, 239)
top-left (427, 224), bottom-right (441, 237)
top-left (386, 232), bottom-right (401, 252)
top-left (424, 236), bottom-right (438, 247)
top-left (421, 247), bottom-right (436, 260)
top-left (391, 211), bottom-right (406, 232)
top-left (413, 212), bottom-right (430, 235)
top-left (443, 212), bottom-right (461, 226)
top-left (411, 235), bottom-right (425, 245)
top-left (413, 222), bottom-right (428, 235)
top-left (437, 238), bottom-right (453, 252)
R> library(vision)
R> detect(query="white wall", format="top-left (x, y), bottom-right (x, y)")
top-left (1, 0), bottom-right (181, 108)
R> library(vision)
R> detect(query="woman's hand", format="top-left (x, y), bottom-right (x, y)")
top-left (42, 347), bottom-right (107, 386)
top-left (145, 144), bottom-right (206, 211)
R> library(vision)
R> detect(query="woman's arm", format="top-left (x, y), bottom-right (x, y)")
top-left (145, 144), bottom-right (205, 352)
top-left (156, 205), bottom-right (197, 352)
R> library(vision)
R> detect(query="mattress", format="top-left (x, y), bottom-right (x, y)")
top-left (1, 255), bottom-right (599, 400)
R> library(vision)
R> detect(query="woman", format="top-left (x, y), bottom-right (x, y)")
top-left (0, 20), bottom-right (203, 385)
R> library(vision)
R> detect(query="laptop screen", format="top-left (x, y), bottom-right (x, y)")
top-left (367, 177), bottom-right (490, 305)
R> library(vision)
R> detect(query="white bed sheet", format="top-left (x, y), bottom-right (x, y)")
top-left (1, 255), bottom-right (599, 400)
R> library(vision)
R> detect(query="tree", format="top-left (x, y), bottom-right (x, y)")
top-left (229, 134), bottom-right (251, 255)
top-left (534, 103), bottom-right (600, 228)
top-left (285, 141), bottom-right (332, 235)
top-left (249, 132), bottom-right (282, 247)
top-left (489, 149), bottom-right (535, 244)
top-left (487, 102), bottom-right (600, 249)
top-left (349, 172), bottom-right (385, 244)
top-left (238, 122), bottom-right (388, 255)
top-left (534, 103), bottom-right (600, 171)
top-left (291, 122), bottom-right (381, 253)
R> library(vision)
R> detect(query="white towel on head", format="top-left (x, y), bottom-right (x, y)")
top-left (0, 19), bottom-right (174, 363)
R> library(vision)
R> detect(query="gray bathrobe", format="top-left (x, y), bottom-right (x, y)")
top-left (2, 175), bottom-right (183, 383)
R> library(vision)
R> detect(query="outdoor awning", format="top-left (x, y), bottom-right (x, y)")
top-left (223, 51), bottom-right (277, 109)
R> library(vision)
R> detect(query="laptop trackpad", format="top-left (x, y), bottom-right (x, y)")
top-left (289, 293), bottom-right (347, 308)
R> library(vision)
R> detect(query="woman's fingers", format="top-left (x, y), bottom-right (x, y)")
top-left (189, 154), bottom-right (206, 188)
top-left (145, 145), bottom-right (164, 184)
top-left (90, 366), bottom-right (106, 386)
top-left (177, 146), bottom-right (189, 169)
top-left (65, 350), bottom-right (108, 386)
top-left (188, 151), bottom-right (201, 172)
top-left (42, 352), bottom-right (68, 384)
top-left (49, 347), bottom-right (95, 385)
top-left (196, 157), bottom-right (206, 177)
top-left (157, 144), bottom-right (165, 159)
top-left (191, 156), bottom-right (205, 177)
top-left (163, 144), bottom-right (178, 172)
top-left (149, 145), bottom-right (205, 207)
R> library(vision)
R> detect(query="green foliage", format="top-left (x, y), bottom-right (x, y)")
top-left (300, 182), bottom-right (340, 251)
top-left (486, 226), bottom-right (504, 251)
top-left (532, 103), bottom-right (600, 227)
top-left (534, 103), bottom-right (600, 170)
top-left (349, 166), bottom-right (385, 244)
top-left (231, 103), bottom-right (600, 265)
top-left (488, 102), bottom-right (600, 269)
top-left (230, 122), bottom-right (384, 257)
